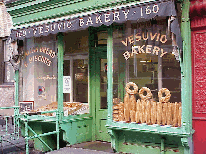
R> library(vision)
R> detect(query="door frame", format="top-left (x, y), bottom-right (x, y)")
top-left (89, 46), bottom-right (110, 141)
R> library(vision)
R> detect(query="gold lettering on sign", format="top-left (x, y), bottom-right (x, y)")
top-left (128, 35), bottom-right (134, 44)
top-left (124, 45), bottom-right (168, 60)
top-left (153, 46), bottom-right (160, 55)
top-left (122, 32), bottom-right (167, 46)
top-left (37, 75), bottom-right (56, 81)
top-left (121, 38), bottom-right (128, 46)
top-left (135, 33), bottom-right (141, 41)
top-left (150, 32), bottom-right (157, 41)
top-left (146, 45), bottom-right (152, 53)
top-left (160, 35), bottom-right (167, 44)
top-left (123, 51), bottom-right (130, 60)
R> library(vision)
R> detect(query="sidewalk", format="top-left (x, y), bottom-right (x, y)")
top-left (46, 141), bottom-right (114, 154)
top-left (0, 117), bottom-right (115, 154)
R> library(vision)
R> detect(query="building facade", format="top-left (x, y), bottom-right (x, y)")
top-left (2, 0), bottom-right (196, 153)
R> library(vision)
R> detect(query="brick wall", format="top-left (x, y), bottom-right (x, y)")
top-left (0, 85), bottom-right (15, 116)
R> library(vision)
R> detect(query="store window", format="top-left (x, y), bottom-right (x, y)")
top-left (19, 34), bottom-right (58, 114)
top-left (112, 19), bottom-right (181, 127)
top-left (63, 30), bottom-right (89, 115)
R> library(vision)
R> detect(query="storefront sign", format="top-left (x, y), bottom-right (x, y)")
top-left (9, 0), bottom-right (182, 50)
top-left (122, 31), bottom-right (169, 60)
top-left (63, 76), bottom-right (71, 93)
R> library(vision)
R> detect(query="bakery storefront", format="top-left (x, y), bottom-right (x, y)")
top-left (8, 0), bottom-right (192, 153)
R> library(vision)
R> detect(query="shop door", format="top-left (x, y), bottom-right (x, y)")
top-left (191, 28), bottom-right (206, 153)
top-left (95, 52), bottom-right (110, 142)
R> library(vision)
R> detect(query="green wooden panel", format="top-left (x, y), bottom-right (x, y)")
top-left (61, 119), bottom-right (92, 145)
top-left (95, 51), bottom-right (111, 142)
top-left (116, 130), bottom-right (184, 154)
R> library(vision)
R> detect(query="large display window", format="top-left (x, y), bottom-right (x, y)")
top-left (112, 19), bottom-right (181, 127)
top-left (19, 34), bottom-right (58, 113)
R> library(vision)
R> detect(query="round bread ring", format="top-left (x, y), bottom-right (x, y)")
top-left (158, 88), bottom-right (171, 102)
top-left (125, 82), bottom-right (138, 95)
top-left (139, 87), bottom-right (152, 100)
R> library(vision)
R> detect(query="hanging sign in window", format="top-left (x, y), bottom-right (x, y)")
top-left (19, 101), bottom-right (34, 113)
top-left (63, 76), bottom-right (71, 93)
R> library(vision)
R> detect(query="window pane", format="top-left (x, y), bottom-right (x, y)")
top-left (4, 62), bottom-right (15, 82)
top-left (112, 20), bottom-right (181, 127)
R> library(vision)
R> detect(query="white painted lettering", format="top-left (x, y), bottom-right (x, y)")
top-left (45, 25), bottom-right (50, 33)
top-left (51, 24), bottom-right (56, 32)
top-left (39, 26), bottom-right (43, 34)
top-left (104, 14), bottom-right (110, 22)
top-left (79, 18), bottom-right (84, 27)
top-left (122, 10), bottom-right (129, 19)
top-left (86, 17), bottom-right (93, 25)
top-left (96, 15), bottom-right (102, 24)
top-left (58, 23), bottom-right (63, 30)
top-left (113, 12), bottom-right (120, 21)
top-left (67, 21), bottom-right (72, 28)
top-left (146, 6), bottom-right (151, 14)
top-left (153, 5), bottom-right (159, 13)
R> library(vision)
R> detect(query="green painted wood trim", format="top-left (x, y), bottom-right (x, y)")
top-left (107, 26), bottom-right (113, 124)
top-left (15, 70), bottom-right (19, 106)
top-left (181, 0), bottom-right (193, 153)
top-left (88, 27), bottom-right (97, 141)
top-left (181, 0), bottom-right (192, 134)
top-left (106, 123), bottom-right (190, 137)
top-left (57, 33), bottom-right (64, 120)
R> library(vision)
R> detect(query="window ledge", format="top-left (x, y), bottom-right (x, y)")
top-left (106, 122), bottom-right (193, 137)
top-left (0, 84), bottom-right (15, 88)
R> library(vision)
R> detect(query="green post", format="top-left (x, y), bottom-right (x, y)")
top-left (88, 27), bottom-right (96, 141)
top-left (181, 0), bottom-right (192, 153)
top-left (107, 26), bottom-right (113, 124)
top-left (56, 111), bottom-right (60, 150)
top-left (14, 70), bottom-right (19, 106)
top-left (57, 33), bottom-right (64, 121)
top-left (25, 115), bottom-right (29, 154)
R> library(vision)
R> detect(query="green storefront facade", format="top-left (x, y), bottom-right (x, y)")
top-left (5, 0), bottom-right (192, 153)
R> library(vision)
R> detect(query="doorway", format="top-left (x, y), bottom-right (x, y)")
top-left (95, 51), bottom-right (110, 142)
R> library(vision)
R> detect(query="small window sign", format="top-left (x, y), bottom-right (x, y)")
top-left (19, 101), bottom-right (34, 113)
top-left (63, 76), bottom-right (71, 93)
